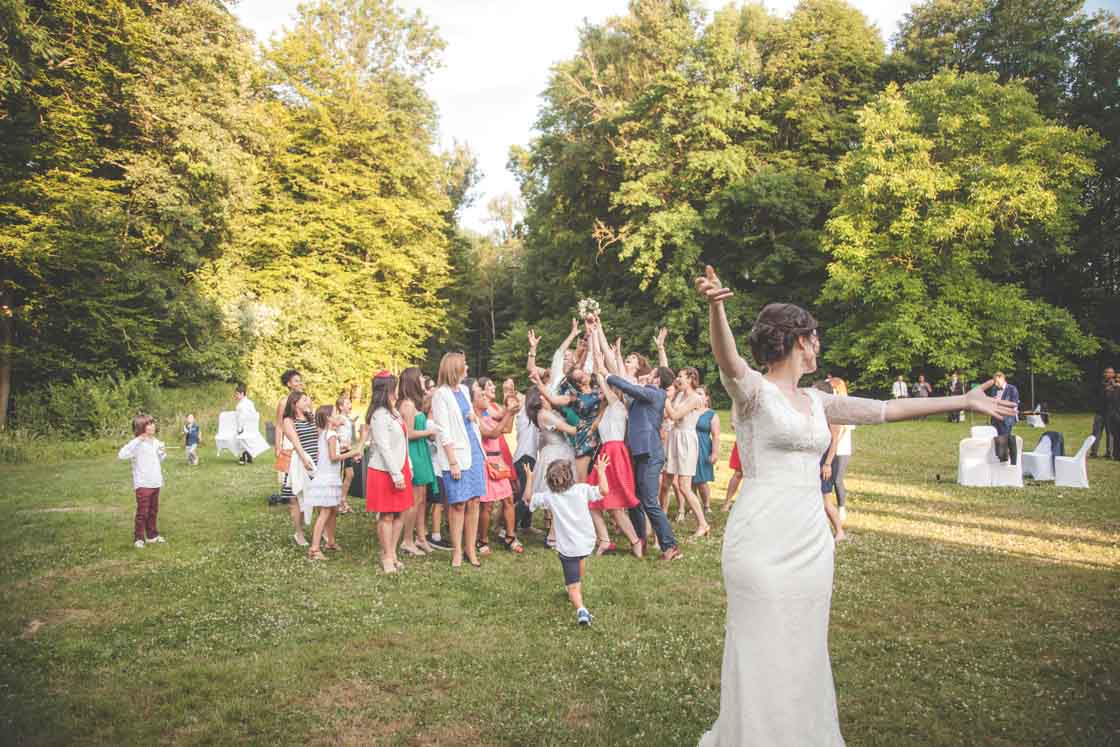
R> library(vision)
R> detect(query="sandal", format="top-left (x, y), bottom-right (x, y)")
top-left (630, 538), bottom-right (644, 559)
top-left (503, 536), bottom-right (525, 554)
top-left (400, 545), bottom-right (426, 557)
top-left (324, 542), bottom-right (341, 552)
top-left (595, 541), bottom-right (618, 556)
top-left (307, 548), bottom-right (327, 561)
top-left (476, 542), bottom-right (492, 556)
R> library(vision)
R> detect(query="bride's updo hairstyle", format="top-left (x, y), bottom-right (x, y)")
top-left (748, 303), bottom-right (818, 366)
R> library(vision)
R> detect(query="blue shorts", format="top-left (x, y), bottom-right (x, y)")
top-left (558, 553), bottom-right (587, 586)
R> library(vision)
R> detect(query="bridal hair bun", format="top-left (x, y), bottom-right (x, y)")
top-left (748, 303), bottom-right (818, 365)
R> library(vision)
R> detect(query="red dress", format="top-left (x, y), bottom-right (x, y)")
top-left (366, 420), bottom-right (413, 513)
top-left (586, 440), bottom-right (640, 511)
top-left (729, 439), bottom-right (742, 473)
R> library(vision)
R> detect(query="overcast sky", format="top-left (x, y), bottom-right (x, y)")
top-left (230, 0), bottom-right (1117, 233)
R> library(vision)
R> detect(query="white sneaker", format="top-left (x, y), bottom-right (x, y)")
top-left (133, 540), bottom-right (145, 549)
top-left (148, 535), bottom-right (166, 544)
top-left (839, 507), bottom-right (847, 522)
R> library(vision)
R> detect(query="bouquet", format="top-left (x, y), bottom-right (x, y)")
top-left (577, 298), bottom-right (601, 319)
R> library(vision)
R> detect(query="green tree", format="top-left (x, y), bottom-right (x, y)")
top-left (0, 0), bottom-right (257, 424)
top-left (821, 72), bottom-right (1100, 386)
top-left (886, 0), bottom-right (1120, 369)
top-left (203, 0), bottom-right (457, 401)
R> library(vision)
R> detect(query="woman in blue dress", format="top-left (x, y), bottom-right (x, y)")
top-left (430, 352), bottom-right (487, 568)
top-left (692, 387), bottom-right (720, 513)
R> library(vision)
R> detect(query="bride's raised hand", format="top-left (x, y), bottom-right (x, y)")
top-left (964, 380), bottom-right (1018, 419)
top-left (695, 264), bottom-right (733, 305)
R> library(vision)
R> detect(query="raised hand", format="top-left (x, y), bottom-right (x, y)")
top-left (965, 380), bottom-right (1019, 419)
top-left (527, 328), bottom-right (541, 350)
top-left (695, 264), bottom-right (733, 305)
top-left (570, 317), bottom-right (579, 336)
top-left (595, 452), bottom-right (612, 473)
top-left (655, 327), bottom-right (668, 349)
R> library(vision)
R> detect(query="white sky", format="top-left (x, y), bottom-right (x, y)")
top-left (230, 0), bottom-right (1118, 234)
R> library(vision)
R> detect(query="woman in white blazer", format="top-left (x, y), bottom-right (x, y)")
top-left (365, 371), bottom-right (413, 574)
top-left (430, 352), bottom-right (487, 568)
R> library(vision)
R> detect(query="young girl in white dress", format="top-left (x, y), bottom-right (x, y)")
top-left (305, 405), bottom-right (362, 561)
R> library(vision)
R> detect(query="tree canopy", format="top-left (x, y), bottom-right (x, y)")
top-left (0, 0), bottom-right (1116, 421)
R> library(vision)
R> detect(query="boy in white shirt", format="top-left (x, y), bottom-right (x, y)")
top-left (118, 414), bottom-right (167, 549)
top-left (529, 453), bottom-right (610, 626)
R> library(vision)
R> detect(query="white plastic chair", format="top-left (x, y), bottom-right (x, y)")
top-left (235, 412), bottom-right (271, 459)
top-left (958, 438), bottom-right (994, 487)
top-left (1055, 436), bottom-right (1095, 489)
top-left (971, 425), bottom-right (998, 439)
top-left (215, 411), bottom-right (239, 456)
top-left (1021, 436), bottom-right (1054, 481)
top-left (990, 435), bottom-right (1023, 488)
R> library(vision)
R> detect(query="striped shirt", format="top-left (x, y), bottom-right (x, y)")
top-left (282, 418), bottom-right (320, 497)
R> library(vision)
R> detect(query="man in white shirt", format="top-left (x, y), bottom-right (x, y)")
top-left (891, 375), bottom-right (909, 399)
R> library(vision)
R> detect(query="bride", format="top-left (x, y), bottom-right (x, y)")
top-left (694, 266), bottom-right (1017, 745)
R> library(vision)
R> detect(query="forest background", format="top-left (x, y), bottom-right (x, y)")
top-left (1, 0), bottom-right (1117, 438)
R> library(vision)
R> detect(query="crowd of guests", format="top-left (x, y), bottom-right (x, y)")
top-left (258, 317), bottom-right (761, 623)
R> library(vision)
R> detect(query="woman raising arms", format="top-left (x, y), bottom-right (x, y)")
top-left (694, 265), bottom-right (1016, 746)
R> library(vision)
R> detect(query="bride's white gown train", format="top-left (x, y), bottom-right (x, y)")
top-left (700, 369), bottom-right (886, 746)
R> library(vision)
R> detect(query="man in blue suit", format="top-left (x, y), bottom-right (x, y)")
top-left (605, 367), bottom-right (682, 561)
top-left (988, 371), bottom-right (1020, 436)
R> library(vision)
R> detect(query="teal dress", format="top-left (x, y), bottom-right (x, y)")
top-left (694, 409), bottom-right (715, 485)
top-left (409, 412), bottom-right (438, 489)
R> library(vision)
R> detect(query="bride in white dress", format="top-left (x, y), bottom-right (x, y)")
top-left (694, 266), bottom-right (1017, 746)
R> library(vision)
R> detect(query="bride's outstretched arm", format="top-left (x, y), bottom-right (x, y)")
top-left (884, 380), bottom-right (1017, 423)
top-left (822, 381), bottom-right (1019, 425)
top-left (695, 265), bottom-right (748, 380)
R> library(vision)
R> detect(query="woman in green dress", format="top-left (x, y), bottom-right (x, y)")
top-left (398, 367), bottom-right (439, 555)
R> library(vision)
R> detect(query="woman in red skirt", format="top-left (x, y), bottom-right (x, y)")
top-left (365, 371), bottom-right (413, 574)
top-left (590, 335), bottom-right (644, 557)
top-left (723, 434), bottom-right (744, 512)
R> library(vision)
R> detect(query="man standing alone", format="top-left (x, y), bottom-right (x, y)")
top-left (1090, 367), bottom-right (1114, 458)
top-left (891, 376), bottom-right (909, 399)
top-left (947, 372), bottom-right (964, 422)
top-left (988, 372), bottom-right (1020, 437)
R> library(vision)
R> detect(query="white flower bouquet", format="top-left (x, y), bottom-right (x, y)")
top-left (577, 298), bottom-right (601, 319)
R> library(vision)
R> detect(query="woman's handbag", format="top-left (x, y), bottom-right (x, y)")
top-left (485, 454), bottom-right (512, 481)
top-left (273, 448), bottom-right (292, 473)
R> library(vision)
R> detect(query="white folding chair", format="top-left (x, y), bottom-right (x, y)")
top-left (235, 412), bottom-right (272, 459)
top-left (1055, 436), bottom-right (1095, 489)
top-left (215, 411), bottom-right (239, 456)
top-left (958, 438), bottom-right (994, 487)
top-left (971, 425), bottom-right (998, 439)
top-left (1021, 436), bottom-right (1054, 481)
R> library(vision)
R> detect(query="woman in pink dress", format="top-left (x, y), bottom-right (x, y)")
top-left (473, 378), bottom-right (520, 554)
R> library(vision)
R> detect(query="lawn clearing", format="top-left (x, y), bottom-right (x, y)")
top-left (1, 414), bottom-right (1117, 745)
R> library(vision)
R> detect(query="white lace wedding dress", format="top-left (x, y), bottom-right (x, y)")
top-left (700, 367), bottom-right (886, 746)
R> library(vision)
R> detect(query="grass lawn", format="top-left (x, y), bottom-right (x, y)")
top-left (1, 411), bottom-right (1117, 745)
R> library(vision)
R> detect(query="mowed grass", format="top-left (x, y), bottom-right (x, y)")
top-left (1, 412), bottom-right (1118, 745)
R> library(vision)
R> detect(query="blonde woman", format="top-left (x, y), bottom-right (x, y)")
top-left (430, 352), bottom-right (486, 568)
top-left (664, 366), bottom-right (711, 537)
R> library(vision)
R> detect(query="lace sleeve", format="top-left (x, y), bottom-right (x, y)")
top-left (817, 391), bottom-right (887, 426)
top-left (719, 367), bottom-right (764, 421)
